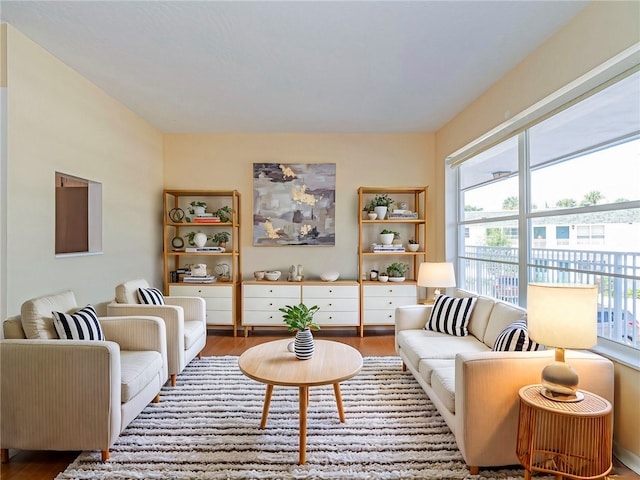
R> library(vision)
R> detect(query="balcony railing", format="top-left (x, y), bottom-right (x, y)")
top-left (461, 246), bottom-right (640, 348)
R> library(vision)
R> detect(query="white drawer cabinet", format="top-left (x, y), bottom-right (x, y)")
top-left (169, 284), bottom-right (235, 327)
top-left (242, 283), bottom-right (301, 335)
top-left (362, 283), bottom-right (416, 326)
top-left (302, 284), bottom-right (359, 327)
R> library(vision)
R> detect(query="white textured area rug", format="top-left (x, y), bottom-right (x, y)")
top-left (57, 356), bottom-right (545, 480)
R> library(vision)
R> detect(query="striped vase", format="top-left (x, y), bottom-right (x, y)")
top-left (294, 329), bottom-right (314, 360)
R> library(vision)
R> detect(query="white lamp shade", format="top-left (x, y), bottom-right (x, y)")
top-left (417, 262), bottom-right (456, 288)
top-left (527, 283), bottom-right (597, 349)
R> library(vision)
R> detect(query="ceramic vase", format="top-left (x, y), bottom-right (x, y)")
top-left (194, 232), bottom-right (208, 247)
top-left (294, 328), bottom-right (314, 360)
top-left (374, 206), bottom-right (388, 220)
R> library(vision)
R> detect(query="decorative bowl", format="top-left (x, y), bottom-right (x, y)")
top-left (264, 270), bottom-right (281, 281)
top-left (320, 271), bottom-right (340, 282)
top-left (254, 270), bottom-right (265, 281)
top-left (388, 276), bottom-right (405, 282)
top-left (407, 243), bottom-right (420, 252)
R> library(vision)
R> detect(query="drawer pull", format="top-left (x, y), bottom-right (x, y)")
top-left (329, 303), bottom-right (332, 307)
top-left (329, 316), bottom-right (333, 319)
top-left (329, 290), bottom-right (333, 293)
top-left (269, 303), bottom-right (273, 306)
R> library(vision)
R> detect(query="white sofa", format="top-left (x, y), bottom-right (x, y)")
top-left (1, 290), bottom-right (168, 462)
top-left (395, 290), bottom-right (614, 474)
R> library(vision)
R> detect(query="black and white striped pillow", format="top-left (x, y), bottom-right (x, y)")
top-left (52, 305), bottom-right (104, 341)
top-left (137, 287), bottom-right (165, 305)
top-left (493, 318), bottom-right (543, 352)
top-left (426, 295), bottom-right (477, 337)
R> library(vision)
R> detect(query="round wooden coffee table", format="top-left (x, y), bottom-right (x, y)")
top-left (238, 338), bottom-right (363, 465)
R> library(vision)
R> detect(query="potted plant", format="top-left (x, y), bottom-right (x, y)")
top-left (408, 238), bottom-right (420, 252)
top-left (380, 229), bottom-right (398, 246)
top-left (392, 231), bottom-right (402, 245)
top-left (189, 201), bottom-right (207, 216)
top-left (215, 205), bottom-right (233, 223)
top-left (280, 303), bottom-right (320, 360)
top-left (185, 231), bottom-right (212, 247)
top-left (372, 194), bottom-right (394, 220)
top-left (212, 231), bottom-right (230, 248)
top-left (386, 262), bottom-right (409, 282)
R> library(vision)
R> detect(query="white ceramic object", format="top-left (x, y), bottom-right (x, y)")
top-left (374, 206), bottom-right (388, 220)
top-left (320, 271), bottom-right (340, 282)
top-left (254, 270), bottom-right (265, 280)
top-left (378, 274), bottom-right (389, 282)
top-left (388, 277), bottom-right (405, 282)
top-left (407, 243), bottom-right (420, 252)
top-left (265, 270), bottom-right (281, 281)
top-left (379, 233), bottom-right (394, 245)
top-left (367, 212), bottom-right (377, 220)
top-left (194, 232), bottom-right (208, 248)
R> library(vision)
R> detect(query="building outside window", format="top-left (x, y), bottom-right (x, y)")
top-left (454, 68), bottom-right (640, 354)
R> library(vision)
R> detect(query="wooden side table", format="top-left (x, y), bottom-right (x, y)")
top-left (517, 384), bottom-right (612, 480)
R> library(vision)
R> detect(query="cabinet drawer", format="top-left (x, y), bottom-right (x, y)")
top-left (204, 297), bottom-right (233, 311)
top-left (243, 296), bottom-right (299, 311)
top-left (170, 284), bottom-right (232, 298)
top-left (363, 309), bottom-right (396, 325)
top-left (363, 284), bottom-right (416, 297)
top-left (315, 311), bottom-right (359, 326)
top-left (310, 297), bottom-right (359, 312)
top-left (242, 311), bottom-right (286, 326)
top-left (303, 285), bottom-right (358, 299)
top-left (206, 309), bottom-right (234, 326)
top-left (364, 296), bottom-right (416, 310)
top-left (243, 284), bottom-right (301, 298)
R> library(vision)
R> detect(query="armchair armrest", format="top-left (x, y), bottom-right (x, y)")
top-left (165, 296), bottom-right (206, 324)
top-left (100, 316), bottom-right (167, 355)
top-left (454, 349), bottom-right (614, 468)
top-left (0, 339), bottom-right (121, 452)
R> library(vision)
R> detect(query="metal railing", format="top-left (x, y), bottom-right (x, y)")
top-left (461, 246), bottom-right (640, 348)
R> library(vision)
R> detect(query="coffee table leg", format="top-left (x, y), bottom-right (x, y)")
top-left (260, 384), bottom-right (274, 429)
top-left (299, 385), bottom-right (308, 465)
top-left (333, 383), bottom-right (346, 423)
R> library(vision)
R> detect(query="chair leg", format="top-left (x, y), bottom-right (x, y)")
top-left (101, 450), bottom-right (110, 462)
top-left (1, 448), bottom-right (9, 463)
top-left (197, 351), bottom-right (203, 359)
top-left (402, 362), bottom-right (407, 372)
top-left (171, 373), bottom-right (177, 387)
top-left (153, 393), bottom-right (160, 403)
top-left (469, 466), bottom-right (479, 475)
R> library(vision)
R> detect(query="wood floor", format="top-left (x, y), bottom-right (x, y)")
top-left (2, 328), bottom-right (637, 480)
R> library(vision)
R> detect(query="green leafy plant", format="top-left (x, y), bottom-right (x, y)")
top-left (372, 193), bottom-right (394, 207)
top-left (279, 303), bottom-right (321, 332)
top-left (408, 238), bottom-right (418, 244)
top-left (386, 262), bottom-right (409, 278)
top-left (215, 206), bottom-right (233, 222)
top-left (381, 229), bottom-right (399, 236)
top-left (363, 199), bottom-right (377, 212)
top-left (212, 231), bottom-right (230, 245)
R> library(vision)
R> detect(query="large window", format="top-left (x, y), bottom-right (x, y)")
top-left (455, 68), bottom-right (640, 353)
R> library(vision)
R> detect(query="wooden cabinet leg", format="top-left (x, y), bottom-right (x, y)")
top-left (101, 450), bottom-right (110, 462)
top-left (469, 466), bottom-right (479, 475)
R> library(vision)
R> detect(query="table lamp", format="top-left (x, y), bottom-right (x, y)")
top-left (527, 283), bottom-right (598, 402)
top-left (417, 262), bottom-right (456, 303)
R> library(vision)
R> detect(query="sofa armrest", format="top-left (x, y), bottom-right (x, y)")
top-left (395, 305), bottom-right (431, 333)
top-left (0, 339), bottom-right (121, 452)
top-left (454, 349), bottom-right (614, 468)
top-left (165, 296), bottom-right (206, 324)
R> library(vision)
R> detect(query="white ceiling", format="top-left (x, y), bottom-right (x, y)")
top-left (1, 1), bottom-right (589, 133)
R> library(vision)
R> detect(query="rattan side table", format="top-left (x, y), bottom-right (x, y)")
top-left (517, 384), bottom-right (612, 480)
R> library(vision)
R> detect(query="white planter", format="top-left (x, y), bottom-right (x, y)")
top-left (194, 206), bottom-right (206, 216)
top-left (407, 243), bottom-right (420, 252)
top-left (374, 206), bottom-right (388, 220)
top-left (367, 212), bottom-right (377, 220)
top-left (194, 232), bottom-right (208, 247)
top-left (379, 233), bottom-right (394, 245)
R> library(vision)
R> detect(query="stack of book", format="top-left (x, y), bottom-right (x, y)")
top-left (182, 275), bottom-right (217, 284)
top-left (388, 210), bottom-right (418, 219)
top-left (371, 243), bottom-right (406, 252)
top-left (185, 246), bottom-right (225, 253)
top-left (193, 213), bottom-right (221, 223)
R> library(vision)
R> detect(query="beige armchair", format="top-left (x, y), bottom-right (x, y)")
top-left (1, 290), bottom-right (168, 463)
top-left (107, 279), bottom-right (207, 387)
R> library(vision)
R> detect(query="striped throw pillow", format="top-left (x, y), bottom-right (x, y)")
top-left (493, 318), bottom-right (543, 352)
top-left (426, 295), bottom-right (477, 337)
top-left (52, 305), bottom-right (104, 341)
top-left (137, 287), bottom-right (165, 305)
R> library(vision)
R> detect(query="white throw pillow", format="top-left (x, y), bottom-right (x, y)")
top-left (52, 305), bottom-right (104, 341)
top-left (426, 295), bottom-right (477, 337)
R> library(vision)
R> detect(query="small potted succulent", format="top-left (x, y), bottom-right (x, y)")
top-left (212, 231), bottom-right (230, 248)
top-left (380, 229), bottom-right (398, 246)
top-left (386, 262), bottom-right (409, 282)
top-left (215, 206), bottom-right (233, 223)
top-left (372, 194), bottom-right (394, 220)
top-left (408, 238), bottom-right (420, 252)
top-left (279, 303), bottom-right (320, 360)
top-left (189, 201), bottom-right (207, 216)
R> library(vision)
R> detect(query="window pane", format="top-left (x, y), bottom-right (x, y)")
top-left (530, 70), bottom-right (640, 169)
top-left (530, 138), bottom-right (640, 212)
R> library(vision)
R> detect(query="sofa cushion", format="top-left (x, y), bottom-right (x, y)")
top-left (431, 366), bottom-right (456, 414)
top-left (184, 320), bottom-right (206, 350)
top-left (52, 305), bottom-right (105, 341)
top-left (457, 291), bottom-right (495, 341)
top-left (137, 287), bottom-right (165, 305)
top-left (397, 329), bottom-right (490, 369)
top-left (483, 301), bottom-right (528, 348)
top-left (427, 295), bottom-right (477, 336)
top-left (493, 318), bottom-right (543, 352)
top-left (120, 350), bottom-right (164, 403)
top-left (21, 290), bottom-right (78, 339)
top-left (115, 279), bottom-right (150, 304)
top-left (418, 359), bottom-right (454, 386)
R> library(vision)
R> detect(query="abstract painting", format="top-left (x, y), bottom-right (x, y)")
top-left (253, 163), bottom-right (336, 246)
